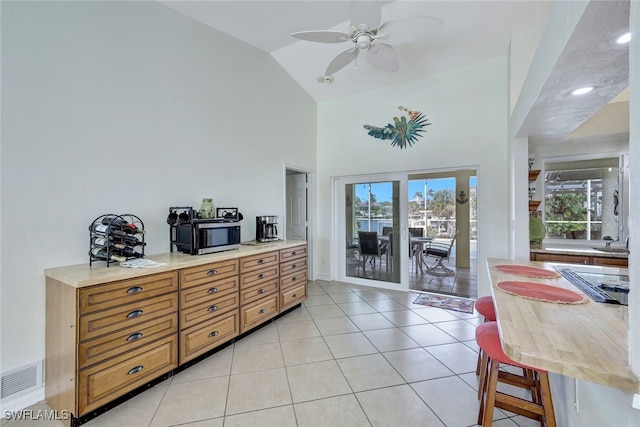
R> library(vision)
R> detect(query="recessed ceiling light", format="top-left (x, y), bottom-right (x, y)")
top-left (616, 32), bottom-right (631, 44)
top-left (572, 87), bottom-right (593, 96)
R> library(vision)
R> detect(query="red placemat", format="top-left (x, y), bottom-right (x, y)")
top-left (493, 264), bottom-right (561, 279)
top-left (497, 281), bottom-right (588, 304)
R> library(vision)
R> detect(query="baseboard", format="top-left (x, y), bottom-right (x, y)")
top-left (0, 387), bottom-right (44, 414)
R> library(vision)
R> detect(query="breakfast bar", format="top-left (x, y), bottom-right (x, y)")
top-left (487, 258), bottom-right (639, 393)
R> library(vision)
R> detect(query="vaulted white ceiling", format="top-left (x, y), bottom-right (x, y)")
top-left (160, 1), bottom-right (630, 144)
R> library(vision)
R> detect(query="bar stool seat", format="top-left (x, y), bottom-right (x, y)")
top-left (475, 295), bottom-right (496, 321)
top-left (475, 296), bottom-right (496, 375)
top-left (476, 321), bottom-right (556, 427)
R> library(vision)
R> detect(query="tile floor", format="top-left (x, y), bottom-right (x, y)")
top-left (7, 281), bottom-right (541, 427)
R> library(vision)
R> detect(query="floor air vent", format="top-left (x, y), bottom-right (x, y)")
top-left (1, 361), bottom-right (43, 401)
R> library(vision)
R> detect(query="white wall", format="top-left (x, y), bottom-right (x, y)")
top-left (628, 0), bottom-right (640, 379)
top-left (0, 1), bottom-right (316, 379)
top-left (315, 57), bottom-right (510, 295)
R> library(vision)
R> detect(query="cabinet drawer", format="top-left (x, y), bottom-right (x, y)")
top-left (80, 293), bottom-right (178, 342)
top-left (280, 270), bottom-right (307, 291)
top-left (280, 283), bottom-right (307, 311)
top-left (180, 292), bottom-right (239, 330)
top-left (280, 245), bottom-right (307, 262)
top-left (240, 265), bottom-right (279, 289)
top-left (78, 335), bottom-right (178, 415)
top-left (592, 256), bottom-right (628, 267)
top-left (180, 259), bottom-right (239, 289)
top-left (79, 272), bottom-right (178, 314)
top-left (240, 251), bottom-right (279, 273)
top-left (240, 294), bottom-right (279, 333)
top-left (180, 311), bottom-right (239, 363)
top-left (280, 258), bottom-right (307, 276)
top-left (79, 313), bottom-right (178, 370)
top-left (239, 279), bottom-right (279, 305)
top-left (180, 276), bottom-right (239, 309)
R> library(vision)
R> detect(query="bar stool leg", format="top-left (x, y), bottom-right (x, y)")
top-left (539, 372), bottom-right (556, 427)
top-left (480, 358), bottom-right (500, 426)
top-left (477, 350), bottom-right (489, 400)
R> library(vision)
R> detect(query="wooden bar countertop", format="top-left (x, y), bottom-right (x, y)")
top-left (487, 257), bottom-right (639, 392)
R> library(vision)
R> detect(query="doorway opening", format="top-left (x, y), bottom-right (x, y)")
top-left (284, 165), bottom-right (313, 278)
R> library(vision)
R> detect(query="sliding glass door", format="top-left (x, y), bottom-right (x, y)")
top-left (336, 173), bottom-right (408, 289)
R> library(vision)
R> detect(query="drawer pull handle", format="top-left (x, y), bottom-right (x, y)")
top-left (127, 365), bottom-right (144, 375)
top-left (292, 251), bottom-right (297, 255)
top-left (208, 330), bottom-right (219, 337)
top-left (127, 310), bottom-right (143, 318)
top-left (257, 273), bottom-right (264, 279)
top-left (257, 259), bottom-right (264, 264)
top-left (207, 269), bottom-right (218, 276)
top-left (292, 264), bottom-right (297, 268)
top-left (126, 332), bottom-right (143, 341)
top-left (208, 305), bottom-right (218, 312)
top-left (258, 288), bottom-right (265, 294)
top-left (259, 309), bottom-right (266, 314)
top-left (207, 287), bottom-right (218, 294)
top-left (292, 293), bottom-right (298, 298)
top-left (126, 286), bottom-right (143, 294)
top-left (291, 277), bottom-right (297, 281)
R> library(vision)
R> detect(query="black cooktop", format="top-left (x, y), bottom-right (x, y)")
top-left (558, 267), bottom-right (629, 305)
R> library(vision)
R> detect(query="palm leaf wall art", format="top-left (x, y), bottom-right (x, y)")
top-left (363, 106), bottom-right (431, 149)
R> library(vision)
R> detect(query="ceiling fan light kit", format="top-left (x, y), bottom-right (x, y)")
top-left (291, 3), bottom-right (442, 77)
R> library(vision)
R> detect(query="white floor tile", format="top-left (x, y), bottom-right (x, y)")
top-left (226, 368), bottom-right (292, 415)
top-left (356, 385), bottom-right (444, 427)
top-left (382, 347), bottom-right (453, 383)
top-left (363, 327), bottom-right (420, 352)
top-left (280, 336), bottom-right (333, 366)
top-left (223, 406), bottom-right (297, 427)
top-left (337, 353), bottom-right (405, 392)
top-left (313, 316), bottom-right (359, 336)
top-left (150, 377), bottom-right (228, 427)
top-left (286, 360), bottom-right (352, 403)
top-left (294, 395), bottom-right (370, 427)
top-left (323, 332), bottom-right (378, 359)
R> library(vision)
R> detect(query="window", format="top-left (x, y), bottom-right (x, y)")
top-left (544, 157), bottom-right (624, 241)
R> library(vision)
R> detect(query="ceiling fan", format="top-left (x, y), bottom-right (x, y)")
top-left (291, 2), bottom-right (442, 77)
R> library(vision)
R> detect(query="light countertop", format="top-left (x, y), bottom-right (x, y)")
top-left (530, 243), bottom-right (629, 259)
top-left (487, 257), bottom-right (638, 392)
top-left (45, 240), bottom-right (307, 288)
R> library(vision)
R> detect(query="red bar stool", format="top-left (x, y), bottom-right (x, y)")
top-left (476, 321), bottom-right (556, 427)
top-left (475, 296), bottom-right (496, 375)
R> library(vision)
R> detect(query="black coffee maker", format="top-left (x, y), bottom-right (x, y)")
top-left (256, 216), bottom-right (278, 242)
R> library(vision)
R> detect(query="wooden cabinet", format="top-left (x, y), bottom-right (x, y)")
top-left (179, 259), bottom-right (239, 363)
top-left (46, 271), bottom-right (180, 420)
top-left (45, 242), bottom-right (308, 426)
top-left (279, 246), bottom-right (308, 312)
top-left (239, 251), bottom-right (280, 333)
top-left (530, 251), bottom-right (628, 267)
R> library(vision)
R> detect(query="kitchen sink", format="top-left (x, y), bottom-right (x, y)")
top-left (592, 247), bottom-right (629, 254)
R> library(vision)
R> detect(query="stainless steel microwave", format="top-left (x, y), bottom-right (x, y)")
top-left (173, 219), bottom-right (241, 255)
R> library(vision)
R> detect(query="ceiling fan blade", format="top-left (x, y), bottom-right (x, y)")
top-left (325, 48), bottom-right (359, 76)
top-left (291, 30), bottom-right (350, 43)
top-left (348, 0), bottom-right (382, 31)
top-left (378, 16), bottom-right (443, 45)
top-left (366, 43), bottom-right (399, 72)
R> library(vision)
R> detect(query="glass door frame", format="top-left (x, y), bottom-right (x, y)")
top-left (332, 172), bottom-right (410, 291)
